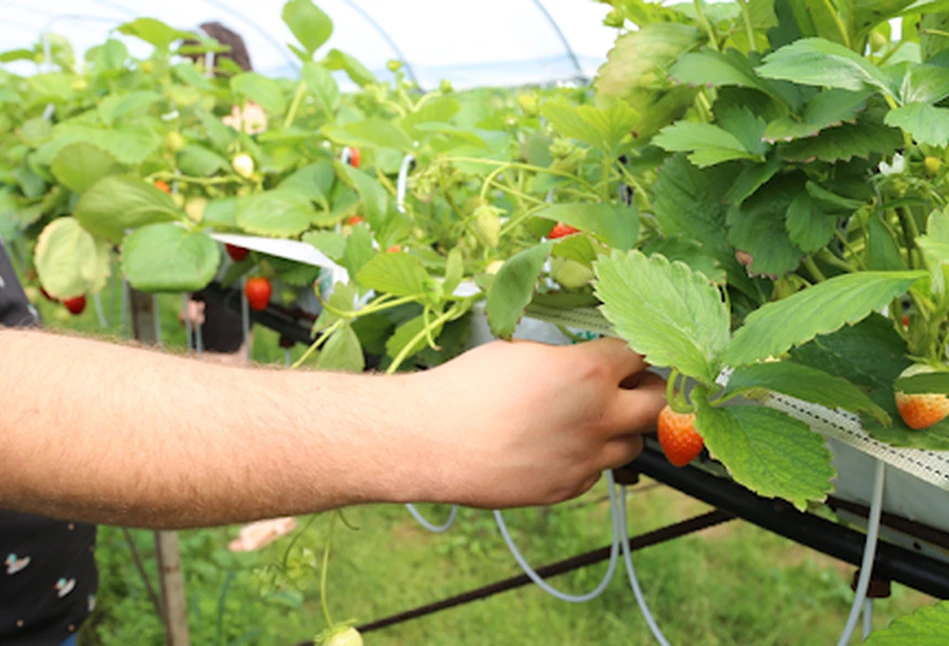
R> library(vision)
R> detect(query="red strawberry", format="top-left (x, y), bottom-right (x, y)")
top-left (244, 277), bottom-right (272, 312)
top-left (386, 245), bottom-right (402, 253)
top-left (347, 215), bottom-right (364, 226)
top-left (226, 244), bottom-right (250, 262)
top-left (896, 365), bottom-right (949, 430)
top-left (348, 147), bottom-right (361, 169)
top-left (657, 405), bottom-right (703, 467)
top-left (548, 223), bottom-right (580, 239)
top-left (63, 295), bottom-right (86, 316)
top-left (154, 180), bottom-right (172, 194)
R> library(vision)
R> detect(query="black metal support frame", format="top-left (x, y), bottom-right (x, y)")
top-left (623, 447), bottom-right (949, 600)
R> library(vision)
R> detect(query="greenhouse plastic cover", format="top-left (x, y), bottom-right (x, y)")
top-left (0, 0), bottom-right (621, 89)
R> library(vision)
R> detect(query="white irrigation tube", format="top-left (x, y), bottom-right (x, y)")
top-left (406, 504), bottom-right (459, 534)
top-left (862, 598), bottom-right (874, 641)
top-left (93, 292), bottom-right (108, 328)
top-left (836, 459), bottom-right (886, 646)
top-left (493, 470), bottom-right (620, 603)
top-left (397, 154), bottom-right (415, 214)
top-left (617, 484), bottom-right (671, 646)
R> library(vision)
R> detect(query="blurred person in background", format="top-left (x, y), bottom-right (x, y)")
top-left (0, 240), bottom-right (95, 646)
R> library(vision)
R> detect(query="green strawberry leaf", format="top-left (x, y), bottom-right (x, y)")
top-left (342, 226), bottom-right (374, 280)
top-left (594, 23), bottom-right (703, 140)
top-left (640, 236), bottom-right (727, 284)
top-left (302, 62), bottom-right (340, 116)
top-left (896, 372), bottom-right (949, 394)
top-left (885, 102), bottom-right (949, 147)
top-left (235, 191), bottom-right (317, 237)
top-left (594, 249), bottom-right (730, 385)
top-left (50, 142), bottom-right (123, 194)
top-left (117, 18), bottom-right (190, 49)
top-left (34, 217), bottom-right (111, 299)
top-left (695, 400), bottom-right (836, 511)
top-left (356, 253), bottom-right (431, 298)
top-left (868, 213), bottom-right (908, 271)
top-left (790, 313), bottom-right (911, 390)
top-left (231, 73), bottom-right (287, 115)
top-left (283, 0), bottom-right (333, 57)
top-left (386, 314), bottom-right (444, 363)
top-left (785, 192), bottom-right (838, 254)
top-left (865, 602), bottom-right (949, 646)
top-left (756, 38), bottom-right (893, 96)
top-left (486, 242), bottom-right (553, 339)
top-left (541, 101), bottom-right (639, 156)
top-left (764, 89), bottom-right (873, 141)
top-left (726, 271), bottom-right (926, 366)
top-left (177, 145), bottom-right (230, 178)
top-left (537, 203), bottom-right (639, 251)
top-left (325, 119), bottom-right (414, 153)
top-left (97, 91), bottom-right (161, 126)
top-left (203, 198), bottom-right (237, 228)
top-left (779, 113), bottom-right (902, 162)
top-left (338, 165), bottom-right (388, 226)
top-left (322, 49), bottom-right (376, 87)
top-left (653, 122), bottom-right (763, 167)
top-left (280, 161), bottom-right (334, 210)
top-left (121, 224), bottom-right (220, 293)
top-left (74, 175), bottom-right (181, 244)
top-left (317, 324), bottom-right (365, 373)
top-left (670, 48), bottom-right (792, 106)
top-left (302, 231), bottom-right (346, 262)
top-left (722, 362), bottom-right (891, 425)
top-left (727, 175), bottom-right (805, 277)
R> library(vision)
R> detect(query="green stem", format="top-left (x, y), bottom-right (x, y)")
top-left (444, 157), bottom-right (599, 194)
top-left (283, 81), bottom-right (307, 130)
top-left (898, 206), bottom-right (922, 268)
top-left (833, 230), bottom-right (867, 270)
top-left (320, 511), bottom-right (338, 629)
top-left (816, 248), bottom-right (858, 273)
top-left (149, 173), bottom-right (243, 186)
top-left (803, 256), bottom-right (828, 283)
top-left (876, 40), bottom-right (905, 66)
top-left (291, 320), bottom-right (344, 369)
top-left (735, 0), bottom-right (757, 53)
top-left (693, 0), bottom-right (720, 51)
top-left (819, 0), bottom-right (852, 49)
top-left (499, 203), bottom-right (551, 238)
top-left (320, 294), bottom-right (418, 321)
top-left (920, 28), bottom-right (949, 40)
top-left (386, 304), bottom-right (468, 374)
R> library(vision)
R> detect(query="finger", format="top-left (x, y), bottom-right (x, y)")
top-left (598, 434), bottom-right (644, 470)
top-left (601, 372), bottom-right (668, 437)
top-left (575, 471), bottom-right (603, 498)
top-left (569, 337), bottom-right (648, 382)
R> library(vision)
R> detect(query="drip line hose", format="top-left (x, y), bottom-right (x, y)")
top-left (493, 470), bottom-right (620, 603)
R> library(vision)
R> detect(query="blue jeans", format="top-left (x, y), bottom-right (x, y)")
top-left (60, 635), bottom-right (77, 646)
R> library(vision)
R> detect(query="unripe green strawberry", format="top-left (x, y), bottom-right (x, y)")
top-left (473, 205), bottom-right (502, 248)
top-left (232, 153), bottom-right (255, 179)
top-left (550, 257), bottom-right (594, 289)
top-left (924, 156), bottom-right (943, 178)
top-left (325, 627), bottom-right (363, 646)
top-left (165, 131), bottom-right (185, 153)
top-left (869, 31), bottom-right (888, 53)
top-left (657, 405), bottom-right (703, 467)
top-left (185, 197), bottom-right (208, 223)
top-left (896, 364), bottom-right (949, 430)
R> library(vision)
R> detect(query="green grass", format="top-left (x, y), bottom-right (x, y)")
top-left (16, 276), bottom-right (934, 645)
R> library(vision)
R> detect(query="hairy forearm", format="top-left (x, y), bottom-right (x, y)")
top-left (0, 329), bottom-right (431, 529)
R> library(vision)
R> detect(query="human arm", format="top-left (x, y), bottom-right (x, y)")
top-left (0, 329), bottom-right (665, 529)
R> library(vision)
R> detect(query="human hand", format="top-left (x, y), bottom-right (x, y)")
top-left (404, 338), bottom-right (666, 509)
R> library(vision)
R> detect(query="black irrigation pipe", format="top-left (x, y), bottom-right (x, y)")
top-left (334, 509), bottom-right (735, 637)
top-left (625, 447), bottom-right (949, 600)
top-left (198, 282), bottom-right (315, 346)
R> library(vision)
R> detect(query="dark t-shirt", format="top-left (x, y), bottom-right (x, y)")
top-left (0, 243), bottom-right (98, 645)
